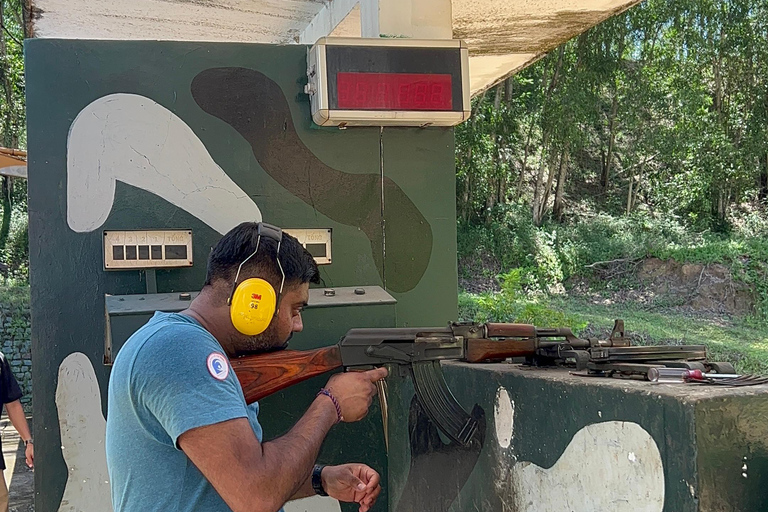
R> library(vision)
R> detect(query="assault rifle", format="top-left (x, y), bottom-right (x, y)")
top-left (232, 320), bottom-right (710, 446)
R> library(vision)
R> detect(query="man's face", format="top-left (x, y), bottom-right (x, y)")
top-left (229, 282), bottom-right (309, 356)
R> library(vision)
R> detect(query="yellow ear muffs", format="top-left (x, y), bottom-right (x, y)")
top-left (229, 277), bottom-right (278, 336)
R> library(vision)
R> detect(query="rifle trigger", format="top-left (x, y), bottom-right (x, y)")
top-left (377, 379), bottom-right (389, 453)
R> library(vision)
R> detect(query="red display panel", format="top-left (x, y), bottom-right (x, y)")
top-left (337, 72), bottom-right (452, 111)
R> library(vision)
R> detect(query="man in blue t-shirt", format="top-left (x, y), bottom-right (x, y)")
top-left (106, 222), bottom-right (387, 512)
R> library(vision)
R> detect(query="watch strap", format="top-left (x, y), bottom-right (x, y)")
top-left (311, 464), bottom-right (328, 496)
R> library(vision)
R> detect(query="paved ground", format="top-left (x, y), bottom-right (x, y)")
top-left (1, 414), bottom-right (34, 512)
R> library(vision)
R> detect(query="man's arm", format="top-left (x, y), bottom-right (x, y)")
top-left (6, 400), bottom-right (33, 468)
top-left (180, 396), bottom-right (336, 512)
top-left (179, 367), bottom-right (387, 512)
top-left (288, 473), bottom-right (315, 501)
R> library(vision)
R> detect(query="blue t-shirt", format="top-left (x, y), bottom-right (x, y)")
top-left (106, 312), bottom-right (265, 512)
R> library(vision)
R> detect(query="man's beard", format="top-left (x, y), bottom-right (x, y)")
top-left (231, 326), bottom-right (293, 356)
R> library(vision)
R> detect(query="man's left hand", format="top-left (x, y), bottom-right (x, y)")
top-left (321, 463), bottom-right (381, 512)
top-left (25, 442), bottom-right (33, 469)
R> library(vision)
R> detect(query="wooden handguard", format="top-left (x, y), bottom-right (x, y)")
top-left (465, 338), bottom-right (538, 363)
top-left (484, 323), bottom-right (536, 338)
top-left (232, 345), bottom-right (343, 404)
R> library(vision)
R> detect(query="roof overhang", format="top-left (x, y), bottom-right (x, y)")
top-left (28, 0), bottom-right (644, 95)
top-left (0, 148), bottom-right (26, 178)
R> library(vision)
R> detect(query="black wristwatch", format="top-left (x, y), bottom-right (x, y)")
top-left (311, 464), bottom-right (328, 496)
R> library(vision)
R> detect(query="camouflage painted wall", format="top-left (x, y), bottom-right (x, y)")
top-left (26, 40), bottom-right (458, 512)
top-left (385, 363), bottom-right (768, 512)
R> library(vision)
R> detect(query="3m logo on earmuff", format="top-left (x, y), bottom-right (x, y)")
top-left (251, 293), bottom-right (262, 300)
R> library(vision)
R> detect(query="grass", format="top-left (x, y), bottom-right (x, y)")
top-left (0, 283), bottom-right (29, 308)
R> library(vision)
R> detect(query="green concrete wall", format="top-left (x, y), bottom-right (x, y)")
top-left (25, 39), bottom-right (457, 512)
top-left (385, 362), bottom-right (768, 512)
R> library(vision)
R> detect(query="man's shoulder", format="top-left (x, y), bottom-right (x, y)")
top-left (116, 313), bottom-right (220, 369)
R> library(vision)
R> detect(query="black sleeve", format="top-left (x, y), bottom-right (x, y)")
top-left (0, 355), bottom-right (22, 404)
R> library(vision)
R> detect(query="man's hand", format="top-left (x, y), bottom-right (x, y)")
top-left (25, 442), bottom-right (33, 468)
top-left (321, 464), bottom-right (381, 512)
top-left (324, 367), bottom-right (388, 423)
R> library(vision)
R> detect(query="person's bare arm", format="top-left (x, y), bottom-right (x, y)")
top-left (6, 400), bottom-right (33, 467)
top-left (6, 400), bottom-right (30, 440)
top-left (180, 397), bottom-right (336, 512)
top-left (288, 474), bottom-right (315, 501)
top-left (179, 367), bottom-right (388, 512)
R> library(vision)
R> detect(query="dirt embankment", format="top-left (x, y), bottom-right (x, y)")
top-left (572, 257), bottom-right (755, 317)
top-left (461, 255), bottom-right (756, 318)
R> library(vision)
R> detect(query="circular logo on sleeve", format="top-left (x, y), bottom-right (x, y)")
top-left (207, 352), bottom-right (230, 380)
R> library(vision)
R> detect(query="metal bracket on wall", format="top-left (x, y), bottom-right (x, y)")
top-left (103, 286), bottom-right (396, 364)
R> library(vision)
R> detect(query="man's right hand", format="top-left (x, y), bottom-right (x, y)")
top-left (324, 367), bottom-right (388, 423)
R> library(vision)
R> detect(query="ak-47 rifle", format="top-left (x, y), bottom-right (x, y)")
top-left (232, 320), bottom-right (709, 446)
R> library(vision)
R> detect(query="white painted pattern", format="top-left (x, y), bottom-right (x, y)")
top-left (55, 353), bottom-right (113, 512)
top-left (284, 495), bottom-right (343, 512)
top-left (67, 93), bottom-right (262, 234)
top-left (511, 421), bottom-right (664, 511)
top-left (494, 386), bottom-right (514, 449)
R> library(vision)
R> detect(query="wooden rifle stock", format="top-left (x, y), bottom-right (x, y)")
top-left (232, 345), bottom-right (343, 404)
top-left (465, 338), bottom-right (538, 363)
top-left (232, 324), bottom-right (553, 403)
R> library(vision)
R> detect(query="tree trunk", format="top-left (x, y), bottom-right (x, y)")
top-left (759, 152), bottom-right (768, 205)
top-left (516, 117), bottom-right (536, 198)
top-left (601, 95), bottom-right (618, 192)
top-left (539, 148), bottom-right (558, 222)
top-left (532, 145), bottom-right (547, 226)
top-left (484, 85), bottom-right (504, 222)
top-left (460, 92), bottom-right (487, 223)
top-left (0, 0), bottom-right (12, 252)
top-left (0, 177), bottom-right (10, 251)
top-left (633, 160), bottom-right (646, 211)
top-left (553, 146), bottom-right (569, 221)
top-left (462, 146), bottom-right (472, 222)
top-left (532, 50), bottom-right (563, 225)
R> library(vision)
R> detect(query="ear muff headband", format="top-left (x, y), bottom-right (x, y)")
top-left (228, 223), bottom-right (285, 336)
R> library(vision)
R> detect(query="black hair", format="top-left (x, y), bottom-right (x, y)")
top-left (204, 222), bottom-right (320, 289)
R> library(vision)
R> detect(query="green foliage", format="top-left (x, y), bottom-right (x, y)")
top-left (458, 269), bottom-right (587, 329)
top-left (0, 282), bottom-right (28, 308)
top-left (0, 179), bottom-right (28, 283)
top-left (459, 206), bottom-right (768, 321)
top-left (457, 203), bottom-right (537, 270)
top-left (456, 0), bottom-right (768, 231)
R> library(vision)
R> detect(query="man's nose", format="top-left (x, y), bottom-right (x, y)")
top-left (292, 313), bottom-right (303, 332)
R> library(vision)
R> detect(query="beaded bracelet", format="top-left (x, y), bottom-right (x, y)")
top-left (317, 388), bottom-right (343, 423)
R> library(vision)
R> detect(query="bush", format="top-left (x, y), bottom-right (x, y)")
top-left (459, 269), bottom-right (587, 328)
top-left (458, 207), bottom-right (768, 322)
